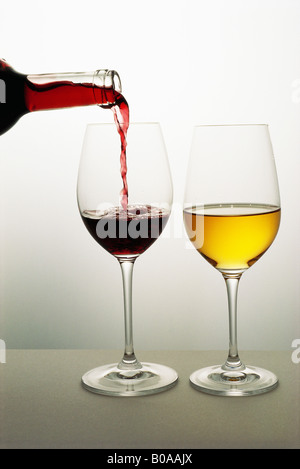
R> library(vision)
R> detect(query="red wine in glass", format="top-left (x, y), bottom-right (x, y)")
top-left (81, 205), bottom-right (169, 257)
top-left (77, 123), bottom-right (177, 396)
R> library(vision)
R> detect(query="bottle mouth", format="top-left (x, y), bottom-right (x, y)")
top-left (94, 69), bottom-right (122, 93)
top-left (110, 70), bottom-right (122, 94)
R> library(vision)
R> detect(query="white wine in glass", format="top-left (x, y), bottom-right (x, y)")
top-left (183, 124), bottom-right (281, 396)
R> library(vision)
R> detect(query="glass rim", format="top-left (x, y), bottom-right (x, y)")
top-left (193, 123), bottom-right (268, 128)
top-left (85, 121), bottom-right (161, 127)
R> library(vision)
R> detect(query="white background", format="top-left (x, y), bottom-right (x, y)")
top-left (0, 0), bottom-right (299, 352)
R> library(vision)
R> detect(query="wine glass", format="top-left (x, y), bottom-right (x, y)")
top-left (183, 124), bottom-right (281, 396)
top-left (77, 122), bottom-right (178, 396)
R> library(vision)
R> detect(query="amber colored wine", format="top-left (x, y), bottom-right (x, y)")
top-left (183, 204), bottom-right (281, 271)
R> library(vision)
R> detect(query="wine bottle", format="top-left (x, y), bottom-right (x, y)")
top-left (0, 59), bottom-right (123, 136)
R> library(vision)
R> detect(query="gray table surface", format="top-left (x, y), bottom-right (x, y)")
top-left (0, 349), bottom-right (299, 449)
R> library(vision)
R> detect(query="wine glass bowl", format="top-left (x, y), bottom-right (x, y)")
top-left (183, 124), bottom-right (281, 396)
top-left (77, 122), bottom-right (178, 396)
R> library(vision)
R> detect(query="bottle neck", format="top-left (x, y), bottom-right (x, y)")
top-left (24, 69), bottom-right (122, 112)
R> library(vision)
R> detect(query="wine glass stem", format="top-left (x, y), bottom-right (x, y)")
top-left (118, 259), bottom-right (142, 370)
top-left (222, 274), bottom-right (245, 372)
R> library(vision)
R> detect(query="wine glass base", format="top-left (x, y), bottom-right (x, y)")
top-left (82, 362), bottom-right (178, 397)
top-left (190, 364), bottom-right (278, 396)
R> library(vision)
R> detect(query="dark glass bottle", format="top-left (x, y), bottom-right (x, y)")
top-left (0, 59), bottom-right (123, 136)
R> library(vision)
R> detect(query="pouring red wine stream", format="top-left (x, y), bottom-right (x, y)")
top-left (0, 58), bottom-right (130, 210)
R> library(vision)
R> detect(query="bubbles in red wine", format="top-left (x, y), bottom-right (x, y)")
top-left (81, 205), bottom-right (169, 257)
